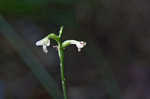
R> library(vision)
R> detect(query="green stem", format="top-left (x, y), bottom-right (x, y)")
top-left (58, 41), bottom-right (67, 99)
top-left (59, 26), bottom-right (64, 38)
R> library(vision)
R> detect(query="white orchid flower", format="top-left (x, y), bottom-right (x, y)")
top-left (70, 40), bottom-right (86, 52)
top-left (62, 40), bottom-right (86, 52)
top-left (36, 37), bottom-right (50, 53)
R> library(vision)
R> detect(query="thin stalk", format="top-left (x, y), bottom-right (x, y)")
top-left (58, 41), bottom-right (67, 99)
top-left (59, 26), bottom-right (64, 38)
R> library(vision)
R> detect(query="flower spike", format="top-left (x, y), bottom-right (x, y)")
top-left (35, 26), bottom-right (86, 99)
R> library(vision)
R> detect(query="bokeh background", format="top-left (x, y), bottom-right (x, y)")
top-left (0, 0), bottom-right (150, 99)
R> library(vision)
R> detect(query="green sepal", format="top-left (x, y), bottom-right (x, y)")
top-left (47, 33), bottom-right (59, 42)
top-left (62, 40), bottom-right (71, 49)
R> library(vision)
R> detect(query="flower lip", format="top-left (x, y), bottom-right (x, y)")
top-left (36, 37), bottom-right (50, 53)
top-left (78, 41), bottom-right (86, 48)
top-left (75, 41), bottom-right (86, 52)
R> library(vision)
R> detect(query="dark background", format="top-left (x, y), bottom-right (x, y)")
top-left (0, 0), bottom-right (150, 99)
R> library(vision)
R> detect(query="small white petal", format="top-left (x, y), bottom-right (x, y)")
top-left (78, 48), bottom-right (81, 52)
top-left (36, 37), bottom-right (50, 53)
top-left (76, 41), bottom-right (86, 48)
top-left (43, 45), bottom-right (48, 53)
top-left (36, 40), bottom-right (43, 46)
top-left (46, 39), bottom-right (50, 46)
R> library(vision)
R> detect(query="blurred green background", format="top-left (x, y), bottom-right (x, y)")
top-left (0, 0), bottom-right (150, 99)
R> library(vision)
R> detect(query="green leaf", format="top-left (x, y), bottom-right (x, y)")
top-left (0, 16), bottom-right (63, 99)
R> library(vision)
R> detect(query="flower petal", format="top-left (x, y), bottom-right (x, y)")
top-left (43, 45), bottom-right (48, 53)
top-left (36, 40), bottom-right (43, 46)
top-left (76, 41), bottom-right (86, 49)
top-left (46, 39), bottom-right (50, 46)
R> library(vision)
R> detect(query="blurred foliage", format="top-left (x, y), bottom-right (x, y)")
top-left (0, 16), bottom-right (63, 99)
top-left (0, 0), bottom-right (123, 98)
top-left (0, 0), bottom-right (79, 25)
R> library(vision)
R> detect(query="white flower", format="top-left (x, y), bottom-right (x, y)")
top-left (36, 37), bottom-right (50, 53)
top-left (69, 40), bottom-right (86, 52)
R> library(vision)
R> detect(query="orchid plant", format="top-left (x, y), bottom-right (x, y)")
top-left (35, 26), bottom-right (86, 99)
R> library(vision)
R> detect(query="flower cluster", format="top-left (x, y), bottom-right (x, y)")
top-left (36, 26), bottom-right (86, 53)
top-left (36, 37), bottom-right (86, 53)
